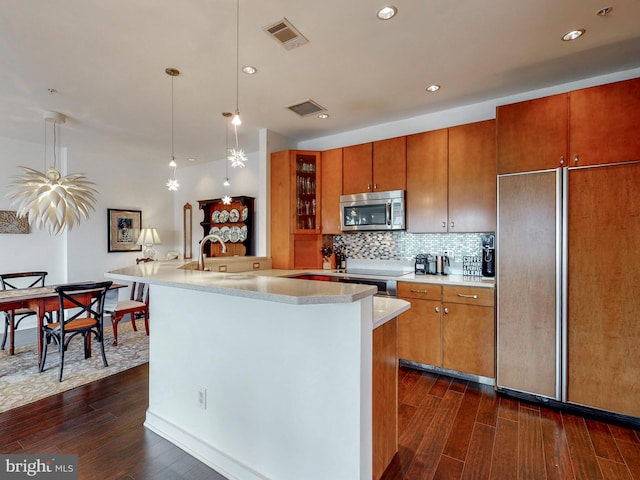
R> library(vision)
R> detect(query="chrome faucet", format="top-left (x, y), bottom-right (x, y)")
top-left (198, 234), bottom-right (226, 270)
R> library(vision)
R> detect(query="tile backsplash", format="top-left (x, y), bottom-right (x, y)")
top-left (330, 231), bottom-right (491, 272)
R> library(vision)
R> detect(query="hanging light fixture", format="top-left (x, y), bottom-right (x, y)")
top-left (226, 0), bottom-right (248, 168)
top-left (7, 111), bottom-right (97, 235)
top-left (165, 67), bottom-right (180, 191)
top-left (232, 0), bottom-right (242, 127)
top-left (222, 112), bottom-right (231, 186)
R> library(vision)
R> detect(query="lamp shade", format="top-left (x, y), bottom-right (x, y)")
top-left (136, 228), bottom-right (161, 246)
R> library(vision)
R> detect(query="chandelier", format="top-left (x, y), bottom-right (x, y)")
top-left (7, 111), bottom-right (97, 235)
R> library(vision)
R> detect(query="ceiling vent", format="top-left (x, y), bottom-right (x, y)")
top-left (263, 18), bottom-right (309, 50)
top-left (286, 99), bottom-right (327, 117)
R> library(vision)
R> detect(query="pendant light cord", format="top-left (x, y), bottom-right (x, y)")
top-left (171, 74), bottom-right (175, 162)
top-left (53, 121), bottom-right (57, 170)
top-left (235, 0), bottom-right (240, 114)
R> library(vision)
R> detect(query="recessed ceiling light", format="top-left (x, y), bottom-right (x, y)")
top-left (596, 6), bottom-right (612, 16)
top-left (562, 29), bottom-right (585, 41)
top-left (426, 84), bottom-right (440, 92)
top-left (242, 66), bottom-right (257, 75)
top-left (377, 6), bottom-right (397, 20)
top-left (318, 113), bottom-right (329, 119)
top-left (188, 158), bottom-right (196, 162)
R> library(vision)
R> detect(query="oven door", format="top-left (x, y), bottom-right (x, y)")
top-left (335, 276), bottom-right (398, 297)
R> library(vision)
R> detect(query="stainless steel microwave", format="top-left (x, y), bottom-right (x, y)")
top-left (340, 190), bottom-right (405, 232)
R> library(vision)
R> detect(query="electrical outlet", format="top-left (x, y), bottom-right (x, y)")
top-left (443, 250), bottom-right (455, 261)
top-left (198, 386), bottom-right (207, 409)
top-left (218, 265), bottom-right (227, 272)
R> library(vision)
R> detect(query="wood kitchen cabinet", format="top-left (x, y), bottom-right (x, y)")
top-left (342, 137), bottom-right (406, 195)
top-left (496, 93), bottom-right (569, 174)
top-left (406, 129), bottom-right (448, 232)
top-left (406, 120), bottom-right (496, 233)
top-left (373, 136), bottom-right (406, 192)
top-left (397, 282), bottom-right (442, 366)
top-left (497, 76), bottom-right (640, 174)
top-left (448, 120), bottom-right (496, 232)
top-left (270, 150), bottom-right (322, 269)
top-left (320, 147), bottom-right (343, 234)
top-left (398, 281), bottom-right (496, 378)
top-left (569, 77), bottom-right (640, 167)
top-left (442, 285), bottom-right (495, 378)
top-left (343, 143), bottom-right (373, 194)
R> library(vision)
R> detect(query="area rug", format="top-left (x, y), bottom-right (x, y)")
top-left (0, 322), bottom-right (148, 413)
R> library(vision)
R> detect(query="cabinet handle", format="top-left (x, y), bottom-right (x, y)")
top-left (410, 289), bottom-right (428, 293)
top-left (442, 221), bottom-right (446, 229)
top-left (560, 155), bottom-right (565, 165)
top-left (435, 306), bottom-right (440, 313)
top-left (573, 154), bottom-right (579, 164)
top-left (457, 293), bottom-right (478, 299)
top-left (367, 184), bottom-right (371, 190)
top-left (373, 183), bottom-right (378, 190)
top-left (450, 221), bottom-right (454, 228)
top-left (444, 307), bottom-right (449, 314)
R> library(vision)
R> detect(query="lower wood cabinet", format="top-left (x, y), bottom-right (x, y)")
top-left (372, 317), bottom-right (398, 480)
top-left (397, 282), bottom-right (442, 366)
top-left (442, 286), bottom-right (495, 378)
top-left (398, 282), bottom-right (495, 378)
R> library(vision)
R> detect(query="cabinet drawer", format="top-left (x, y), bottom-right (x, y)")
top-left (398, 282), bottom-right (442, 301)
top-left (443, 286), bottom-right (494, 307)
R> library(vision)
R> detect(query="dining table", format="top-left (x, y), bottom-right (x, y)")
top-left (0, 282), bottom-right (125, 365)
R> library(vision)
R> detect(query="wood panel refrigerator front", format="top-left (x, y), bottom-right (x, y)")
top-left (567, 162), bottom-right (640, 417)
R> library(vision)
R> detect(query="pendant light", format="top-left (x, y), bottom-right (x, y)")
top-left (226, 0), bottom-right (247, 168)
top-left (165, 67), bottom-right (180, 191)
top-left (7, 111), bottom-right (97, 235)
top-left (232, 0), bottom-right (241, 127)
top-left (223, 112), bottom-right (231, 186)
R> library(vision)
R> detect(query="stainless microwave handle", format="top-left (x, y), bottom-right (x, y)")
top-left (386, 202), bottom-right (392, 226)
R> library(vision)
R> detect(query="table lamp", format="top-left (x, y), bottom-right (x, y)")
top-left (136, 227), bottom-right (161, 259)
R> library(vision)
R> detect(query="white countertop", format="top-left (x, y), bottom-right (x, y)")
top-left (106, 261), bottom-right (378, 305)
top-left (106, 261), bottom-right (414, 329)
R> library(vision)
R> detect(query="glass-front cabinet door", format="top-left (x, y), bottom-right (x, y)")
top-left (293, 152), bottom-right (321, 233)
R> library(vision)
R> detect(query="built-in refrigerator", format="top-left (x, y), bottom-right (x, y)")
top-left (497, 161), bottom-right (640, 419)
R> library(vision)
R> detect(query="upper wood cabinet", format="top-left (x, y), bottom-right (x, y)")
top-left (270, 150), bottom-right (322, 269)
top-left (373, 136), bottom-right (406, 192)
top-left (406, 129), bottom-right (448, 232)
top-left (497, 77), bottom-right (640, 173)
top-left (569, 77), bottom-right (640, 167)
top-left (448, 120), bottom-right (497, 232)
top-left (343, 143), bottom-right (373, 194)
top-left (321, 148), bottom-right (343, 235)
top-left (496, 93), bottom-right (569, 174)
top-left (407, 121), bottom-right (496, 233)
top-left (342, 137), bottom-right (406, 195)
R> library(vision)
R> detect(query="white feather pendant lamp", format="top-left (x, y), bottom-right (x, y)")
top-left (6, 112), bottom-right (98, 235)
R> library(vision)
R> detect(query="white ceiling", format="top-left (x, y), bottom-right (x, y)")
top-left (1, 0), bottom-right (640, 167)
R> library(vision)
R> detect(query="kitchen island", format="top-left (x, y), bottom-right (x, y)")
top-left (106, 261), bottom-right (409, 480)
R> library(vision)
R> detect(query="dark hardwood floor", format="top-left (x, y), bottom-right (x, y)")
top-left (2, 364), bottom-right (640, 479)
top-left (381, 366), bottom-right (640, 480)
top-left (0, 364), bottom-right (225, 480)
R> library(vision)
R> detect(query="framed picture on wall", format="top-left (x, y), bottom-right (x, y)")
top-left (108, 208), bottom-right (142, 252)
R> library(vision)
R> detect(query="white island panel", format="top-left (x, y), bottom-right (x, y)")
top-left (144, 284), bottom-right (373, 480)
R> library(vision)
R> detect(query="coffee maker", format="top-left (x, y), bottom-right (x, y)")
top-left (481, 233), bottom-right (495, 277)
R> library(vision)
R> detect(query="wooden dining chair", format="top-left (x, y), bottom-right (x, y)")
top-left (1, 271), bottom-right (48, 355)
top-left (105, 281), bottom-right (149, 346)
top-left (39, 281), bottom-right (113, 382)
